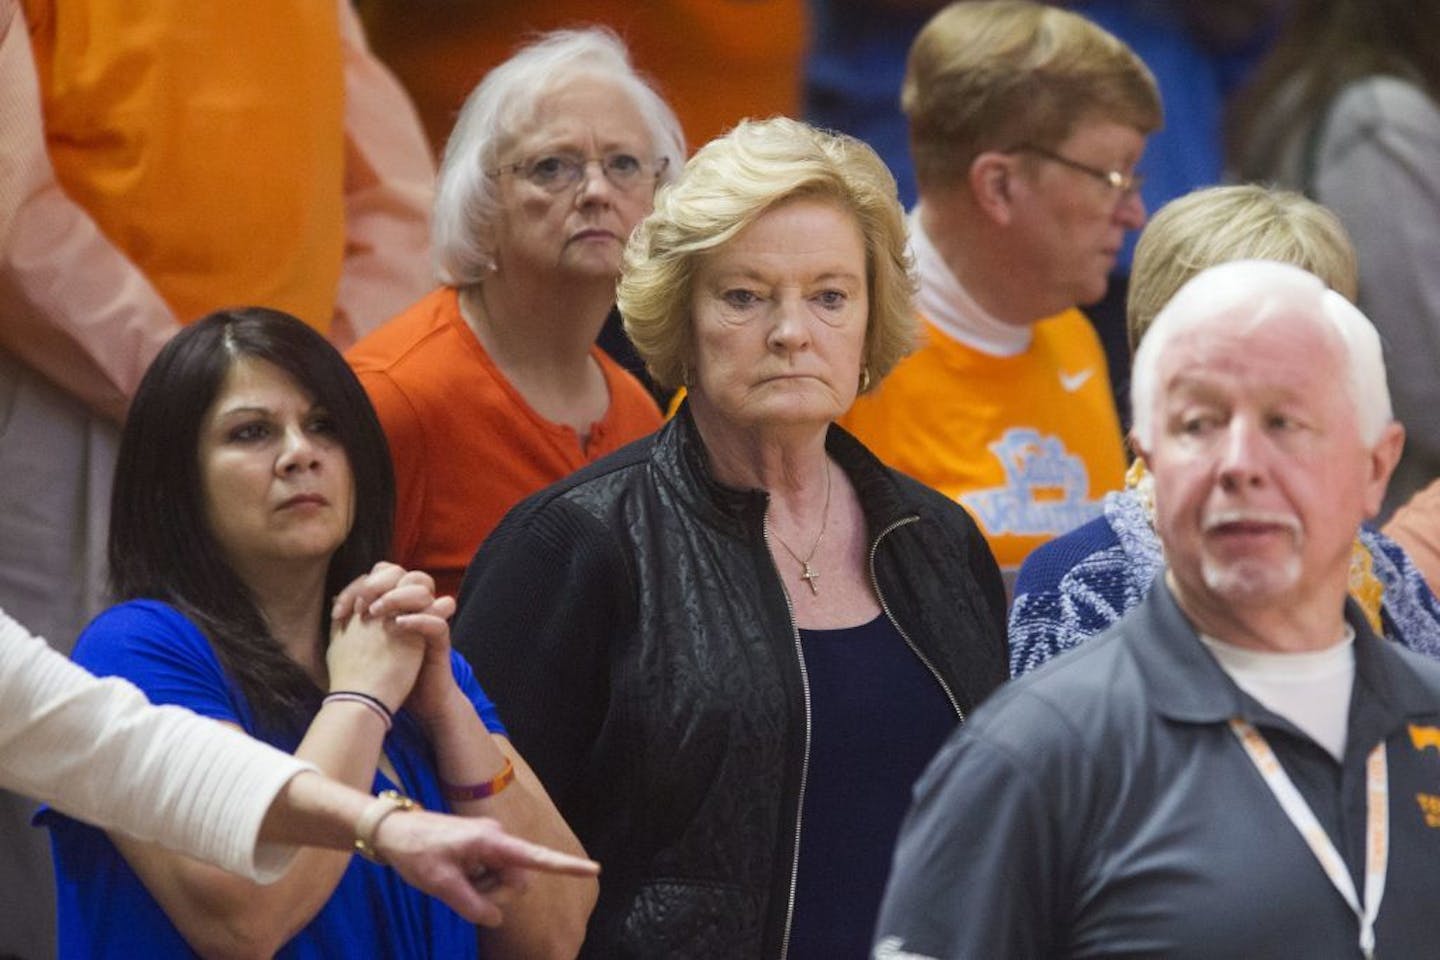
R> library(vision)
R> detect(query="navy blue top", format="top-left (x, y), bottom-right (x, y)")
top-left (787, 613), bottom-right (958, 959)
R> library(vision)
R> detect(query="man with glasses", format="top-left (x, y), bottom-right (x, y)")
top-left (840, 0), bottom-right (1160, 588)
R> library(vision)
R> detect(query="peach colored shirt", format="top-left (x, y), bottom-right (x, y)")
top-left (841, 312), bottom-right (1126, 576)
top-left (1384, 478), bottom-right (1440, 597)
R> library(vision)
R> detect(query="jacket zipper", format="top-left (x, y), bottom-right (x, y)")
top-left (777, 513), bottom-right (964, 959)
top-left (765, 520), bottom-right (811, 960)
top-left (869, 515), bottom-right (965, 722)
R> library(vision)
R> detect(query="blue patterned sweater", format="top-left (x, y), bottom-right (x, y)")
top-left (1009, 487), bottom-right (1440, 676)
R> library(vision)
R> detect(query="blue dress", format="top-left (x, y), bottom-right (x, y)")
top-left (41, 599), bottom-right (505, 959)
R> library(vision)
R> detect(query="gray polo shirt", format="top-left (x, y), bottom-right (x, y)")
top-left (874, 579), bottom-right (1440, 959)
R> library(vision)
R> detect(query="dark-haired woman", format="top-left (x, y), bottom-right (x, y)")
top-left (41, 308), bottom-right (594, 959)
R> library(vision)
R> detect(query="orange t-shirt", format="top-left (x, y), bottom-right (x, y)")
top-left (24, 0), bottom-right (347, 330)
top-left (840, 311), bottom-right (1126, 575)
top-left (348, 287), bottom-right (664, 597)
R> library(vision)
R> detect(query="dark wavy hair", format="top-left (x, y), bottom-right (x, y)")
top-left (1227, 0), bottom-right (1440, 179)
top-left (109, 307), bottom-right (395, 734)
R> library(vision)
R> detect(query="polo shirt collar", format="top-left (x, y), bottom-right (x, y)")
top-left (1129, 575), bottom-right (1434, 736)
top-left (1127, 577), bottom-right (1247, 724)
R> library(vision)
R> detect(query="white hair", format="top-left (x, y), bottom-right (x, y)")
top-left (1130, 259), bottom-right (1392, 449)
top-left (432, 27), bottom-right (686, 287)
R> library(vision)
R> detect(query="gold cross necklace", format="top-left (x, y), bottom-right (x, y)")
top-left (769, 462), bottom-right (832, 596)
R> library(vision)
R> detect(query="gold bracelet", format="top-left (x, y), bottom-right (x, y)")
top-left (353, 790), bottom-right (421, 864)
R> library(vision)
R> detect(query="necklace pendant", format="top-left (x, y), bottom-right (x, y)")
top-left (800, 561), bottom-right (820, 595)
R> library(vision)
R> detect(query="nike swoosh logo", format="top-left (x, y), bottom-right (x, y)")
top-left (1060, 368), bottom-right (1094, 392)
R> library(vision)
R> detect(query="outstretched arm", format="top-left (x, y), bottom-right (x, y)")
top-left (259, 771), bottom-right (598, 926)
top-left (1, 607), bottom-right (307, 878)
top-left (1, 605), bottom-right (596, 930)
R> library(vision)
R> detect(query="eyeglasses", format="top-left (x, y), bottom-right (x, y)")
top-left (1008, 144), bottom-right (1144, 195)
top-left (489, 152), bottom-right (669, 194)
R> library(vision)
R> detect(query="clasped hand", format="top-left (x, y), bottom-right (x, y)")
top-left (327, 562), bottom-right (458, 723)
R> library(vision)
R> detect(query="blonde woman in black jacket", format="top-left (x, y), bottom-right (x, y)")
top-left (453, 117), bottom-right (1009, 959)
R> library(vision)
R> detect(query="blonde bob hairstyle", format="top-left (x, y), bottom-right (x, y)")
top-left (1127, 185), bottom-right (1358, 352)
top-left (904, 0), bottom-right (1161, 191)
top-left (619, 117), bottom-right (917, 394)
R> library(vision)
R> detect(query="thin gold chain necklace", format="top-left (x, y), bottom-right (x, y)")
top-left (769, 463), bottom-right (832, 596)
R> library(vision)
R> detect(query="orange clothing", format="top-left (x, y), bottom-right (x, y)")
top-left (1384, 477), bottom-right (1440, 597)
top-left (359, 0), bottom-right (804, 155)
top-left (840, 313), bottom-right (1126, 574)
top-left (4, 0), bottom-right (433, 422)
top-left (28, 0), bottom-right (344, 331)
top-left (348, 287), bottom-right (664, 597)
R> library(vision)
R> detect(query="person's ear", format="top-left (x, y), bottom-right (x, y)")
top-left (1362, 421), bottom-right (1405, 517)
top-left (969, 151), bottom-right (1018, 226)
top-left (1129, 430), bottom-right (1152, 472)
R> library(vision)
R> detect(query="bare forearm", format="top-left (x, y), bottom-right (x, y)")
top-left (421, 693), bottom-right (575, 852)
top-left (218, 703), bottom-right (392, 912)
top-left (114, 707), bottom-right (390, 957)
top-left (473, 744), bottom-right (597, 959)
top-left (421, 695), bottom-right (596, 958)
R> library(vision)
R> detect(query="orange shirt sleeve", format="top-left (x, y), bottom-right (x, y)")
top-left (1384, 478), bottom-right (1440, 597)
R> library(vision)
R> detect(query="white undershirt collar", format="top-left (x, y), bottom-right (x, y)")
top-left (909, 206), bottom-right (1032, 357)
top-left (1199, 626), bottom-right (1356, 761)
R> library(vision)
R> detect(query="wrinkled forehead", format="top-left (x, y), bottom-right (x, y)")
top-left (1155, 307), bottom-right (1348, 411)
top-left (1166, 299), bottom-right (1343, 369)
top-left (500, 71), bottom-right (652, 153)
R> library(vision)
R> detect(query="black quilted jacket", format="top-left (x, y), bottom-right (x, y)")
top-left (453, 405), bottom-right (1009, 959)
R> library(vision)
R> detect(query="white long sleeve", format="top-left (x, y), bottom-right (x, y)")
top-left (0, 607), bottom-right (315, 881)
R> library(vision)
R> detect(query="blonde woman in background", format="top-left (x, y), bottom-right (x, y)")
top-left (1009, 184), bottom-right (1440, 675)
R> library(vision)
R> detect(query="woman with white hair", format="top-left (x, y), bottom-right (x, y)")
top-left (452, 117), bottom-right (1008, 958)
top-left (348, 28), bottom-right (683, 598)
